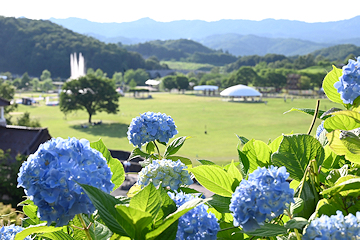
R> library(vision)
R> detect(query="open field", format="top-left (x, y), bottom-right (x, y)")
top-left (12, 93), bottom-right (338, 164)
top-left (161, 61), bottom-right (215, 71)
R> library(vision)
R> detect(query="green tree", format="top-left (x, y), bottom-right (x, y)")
top-left (95, 68), bottom-right (107, 78)
top-left (12, 78), bottom-right (21, 88)
top-left (60, 74), bottom-right (119, 123)
top-left (40, 79), bottom-right (54, 92)
top-left (30, 78), bottom-right (40, 91)
top-left (175, 75), bottom-right (189, 93)
top-left (0, 81), bottom-right (17, 124)
top-left (20, 72), bottom-right (31, 89)
top-left (124, 69), bottom-right (149, 86)
top-left (223, 66), bottom-right (259, 88)
top-left (129, 79), bottom-right (137, 89)
top-left (298, 76), bottom-right (311, 90)
top-left (162, 76), bottom-right (177, 91)
top-left (16, 112), bottom-right (41, 127)
top-left (112, 72), bottom-right (123, 85)
top-left (40, 69), bottom-right (51, 81)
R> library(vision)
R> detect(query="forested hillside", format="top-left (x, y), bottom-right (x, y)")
top-left (123, 39), bottom-right (238, 65)
top-left (0, 16), bottom-right (166, 78)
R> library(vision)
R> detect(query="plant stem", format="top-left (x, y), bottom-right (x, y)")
top-left (307, 99), bottom-right (320, 135)
top-left (153, 141), bottom-right (162, 159)
top-left (218, 226), bottom-right (240, 232)
top-left (77, 214), bottom-right (92, 240)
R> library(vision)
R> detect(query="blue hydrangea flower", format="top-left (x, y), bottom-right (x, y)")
top-left (17, 137), bottom-right (114, 227)
top-left (168, 191), bottom-right (219, 240)
top-left (229, 166), bottom-right (294, 232)
top-left (127, 112), bottom-right (178, 147)
top-left (303, 211), bottom-right (360, 239)
top-left (137, 159), bottom-right (193, 190)
top-left (316, 121), bottom-right (325, 139)
top-left (0, 225), bottom-right (31, 240)
top-left (334, 56), bottom-right (360, 104)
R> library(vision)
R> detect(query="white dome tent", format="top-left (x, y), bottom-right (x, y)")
top-left (220, 84), bottom-right (262, 102)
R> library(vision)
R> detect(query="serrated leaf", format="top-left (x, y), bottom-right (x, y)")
top-left (243, 223), bottom-right (287, 237)
top-left (284, 217), bottom-right (308, 229)
top-left (327, 130), bottom-right (360, 164)
top-left (321, 176), bottom-right (360, 195)
top-left (290, 198), bottom-right (304, 215)
top-left (236, 134), bottom-right (249, 145)
top-left (322, 65), bottom-right (343, 104)
top-left (146, 198), bottom-right (207, 239)
top-left (146, 141), bottom-right (155, 154)
top-left (208, 194), bottom-right (231, 213)
top-left (197, 159), bottom-right (217, 165)
top-left (41, 230), bottom-right (75, 240)
top-left (128, 147), bottom-right (150, 160)
top-left (164, 136), bottom-right (188, 157)
top-left (324, 111), bottom-right (360, 132)
top-left (130, 183), bottom-right (161, 220)
top-left (227, 160), bottom-right (242, 183)
top-left (284, 108), bottom-right (329, 120)
top-left (154, 187), bottom-right (177, 225)
top-left (190, 165), bottom-right (234, 197)
top-left (340, 131), bottom-right (360, 154)
top-left (90, 139), bottom-right (125, 190)
top-left (242, 139), bottom-right (271, 173)
top-left (271, 134), bottom-right (325, 181)
top-left (268, 135), bottom-right (283, 153)
top-left (14, 223), bottom-right (65, 240)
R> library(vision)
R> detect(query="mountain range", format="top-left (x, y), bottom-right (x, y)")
top-left (50, 17), bottom-right (360, 56)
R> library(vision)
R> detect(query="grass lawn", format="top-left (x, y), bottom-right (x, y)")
top-left (12, 93), bottom-right (338, 164)
top-left (161, 61), bottom-right (215, 71)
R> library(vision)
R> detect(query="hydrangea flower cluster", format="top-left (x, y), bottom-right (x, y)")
top-left (229, 166), bottom-right (294, 232)
top-left (127, 112), bottom-right (178, 148)
top-left (137, 159), bottom-right (193, 190)
top-left (334, 56), bottom-right (360, 104)
top-left (168, 191), bottom-right (219, 240)
top-left (0, 225), bottom-right (31, 240)
top-left (17, 137), bottom-right (114, 227)
top-left (303, 211), bottom-right (360, 239)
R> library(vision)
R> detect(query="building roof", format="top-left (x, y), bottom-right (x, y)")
top-left (220, 84), bottom-right (261, 97)
top-left (0, 125), bottom-right (51, 162)
top-left (0, 97), bottom-right (10, 106)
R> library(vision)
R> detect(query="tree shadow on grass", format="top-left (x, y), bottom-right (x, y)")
top-left (70, 122), bottom-right (128, 138)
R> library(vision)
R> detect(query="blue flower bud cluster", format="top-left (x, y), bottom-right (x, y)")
top-left (303, 211), bottom-right (360, 239)
top-left (229, 166), bottom-right (294, 232)
top-left (168, 191), bottom-right (219, 240)
top-left (0, 225), bottom-right (31, 240)
top-left (334, 56), bottom-right (360, 104)
top-left (17, 137), bottom-right (114, 227)
top-left (127, 112), bottom-right (178, 147)
top-left (137, 159), bottom-right (193, 190)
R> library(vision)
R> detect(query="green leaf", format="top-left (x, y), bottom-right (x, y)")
top-left (197, 159), bottom-right (217, 165)
top-left (130, 183), bottom-right (162, 220)
top-left (321, 176), bottom-right (360, 196)
top-left (208, 194), bottom-right (231, 213)
top-left (290, 198), bottom-right (304, 216)
top-left (324, 111), bottom-right (360, 132)
top-left (294, 180), bottom-right (317, 219)
top-left (167, 155), bottom-right (192, 168)
top-left (164, 136), bottom-right (188, 157)
top-left (268, 135), bottom-right (283, 153)
top-left (190, 165), bottom-right (234, 197)
top-left (236, 134), bottom-right (249, 145)
top-left (327, 130), bottom-right (360, 164)
top-left (322, 65), bottom-right (343, 104)
top-left (226, 160), bottom-right (242, 183)
top-left (90, 139), bottom-right (125, 190)
top-left (271, 134), bottom-right (325, 181)
top-left (237, 146), bottom-right (249, 178)
top-left (312, 198), bottom-right (341, 219)
top-left (242, 139), bottom-right (272, 173)
top-left (146, 198), bottom-right (207, 239)
top-left (41, 230), bottom-right (75, 240)
top-left (154, 187), bottom-right (177, 226)
top-left (14, 223), bottom-right (65, 240)
top-left (243, 223), bottom-right (287, 237)
top-left (284, 108), bottom-right (330, 120)
top-left (116, 205), bottom-right (152, 239)
top-left (128, 147), bottom-right (151, 160)
top-left (340, 131), bottom-right (360, 154)
top-left (79, 183), bottom-right (132, 237)
top-left (146, 141), bottom-right (155, 154)
top-left (217, 222), bottom-right (244, 240)
top-left (322, 145), bottom-right (341, 170)
top-left (284, 217), bottom-right (308, 230)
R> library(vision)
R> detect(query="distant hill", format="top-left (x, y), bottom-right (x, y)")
top-left (123, 39), bottom-right (238, 65)
top-left (0, 16), bottom-right (155, 78)
top-left (311, 44), bottom-right (360, 61)
top-left (50, 16), bottom-right (360, 56)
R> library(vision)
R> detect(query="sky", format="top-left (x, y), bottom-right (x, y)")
top-left (1, 0), bottom-right (359, 23)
